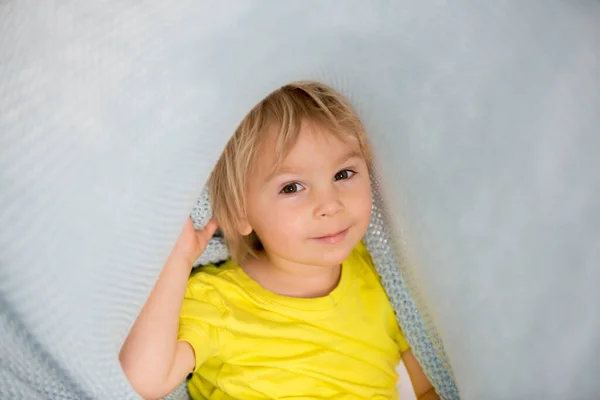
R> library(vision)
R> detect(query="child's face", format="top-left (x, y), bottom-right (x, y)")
top-left (242, 121), bottom-right (372, 268)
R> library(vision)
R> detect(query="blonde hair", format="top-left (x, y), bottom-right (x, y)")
top-left (208, 81), bottom-right (372, 263)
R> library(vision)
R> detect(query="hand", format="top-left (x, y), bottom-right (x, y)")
top-left (172, 217), bottom-right (218, 265)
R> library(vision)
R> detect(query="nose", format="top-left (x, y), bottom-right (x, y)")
top-left (313, 185), bottom-right (344, 218)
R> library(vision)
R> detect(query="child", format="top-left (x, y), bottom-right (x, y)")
top-left (120, 82), bottom-right (439, 400)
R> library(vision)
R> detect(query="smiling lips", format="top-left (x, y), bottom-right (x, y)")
top-left (312, 228), bottom-right (349, 244)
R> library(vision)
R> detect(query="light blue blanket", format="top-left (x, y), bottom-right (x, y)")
top-left (1, 2), bottom-right (599, 399)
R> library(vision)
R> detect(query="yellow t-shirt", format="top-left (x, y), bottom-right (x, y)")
top-left (178, 242), bottom-right (409, 399)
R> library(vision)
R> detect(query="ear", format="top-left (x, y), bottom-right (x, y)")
top-left (237, 218), bottom-right (253, 236)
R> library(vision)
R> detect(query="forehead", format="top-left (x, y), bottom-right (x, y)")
top-left (252, 121), bottom-right (362, 178)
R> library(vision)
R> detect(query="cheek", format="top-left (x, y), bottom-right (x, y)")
top-left (252, 198), bottom-right (307, 243)
top-left (358, 196), bottom-right (373, 228)
top-left (347, 180), bottom-right (373, 221)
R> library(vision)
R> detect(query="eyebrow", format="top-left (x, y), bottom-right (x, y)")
top-left (336, 149), bottom-right (363, 165)
top-left (265, 149), bottom-right (363, 183)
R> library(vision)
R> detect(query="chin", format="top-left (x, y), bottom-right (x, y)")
top-left (314, 241), bottom-right (357, 267)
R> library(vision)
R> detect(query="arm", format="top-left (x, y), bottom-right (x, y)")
top-left (119, 218), bottom-right (217, 400)
top-left (402, 349), bottom-right (440, 400)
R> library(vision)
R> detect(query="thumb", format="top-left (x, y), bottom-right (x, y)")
top-left (196, 219), bottom-right (218, 245)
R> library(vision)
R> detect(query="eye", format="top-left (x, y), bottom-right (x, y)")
top-left (334, 169), bottom-right (355, 181)
top-left (280, 182), bottom-right (304, 194)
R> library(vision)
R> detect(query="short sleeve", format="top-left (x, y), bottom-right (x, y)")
top-left (177, 284), bottom-right (223, 372)
top-left (353, 241), bottom-right (409, 352)
top-left (396, 325), bottom-right (410, 353)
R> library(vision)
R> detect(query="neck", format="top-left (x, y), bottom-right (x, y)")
top-left (242, 251), bottom-right (341, 298)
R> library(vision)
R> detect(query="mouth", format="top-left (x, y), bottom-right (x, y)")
top-left (312, 228), bottom-right (349, 244)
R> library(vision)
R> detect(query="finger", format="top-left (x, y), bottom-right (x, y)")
top-left (196, 219), bottom-right (218, 243)
top-left (184, 216), bottom-right (195, 230)
top-left (204, 219), bottom-right (218, 236)
top-left (181, 217), bottom-right (196, 237)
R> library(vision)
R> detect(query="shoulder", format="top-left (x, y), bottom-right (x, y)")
top-left (184, 260), bottom-right (244, 308)
top-left (347, 240), bottom-right (375, 269)
top-left (345, 241), bottom-right (384, 285)
top-left (188, 260), bottom-right (241, 284)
